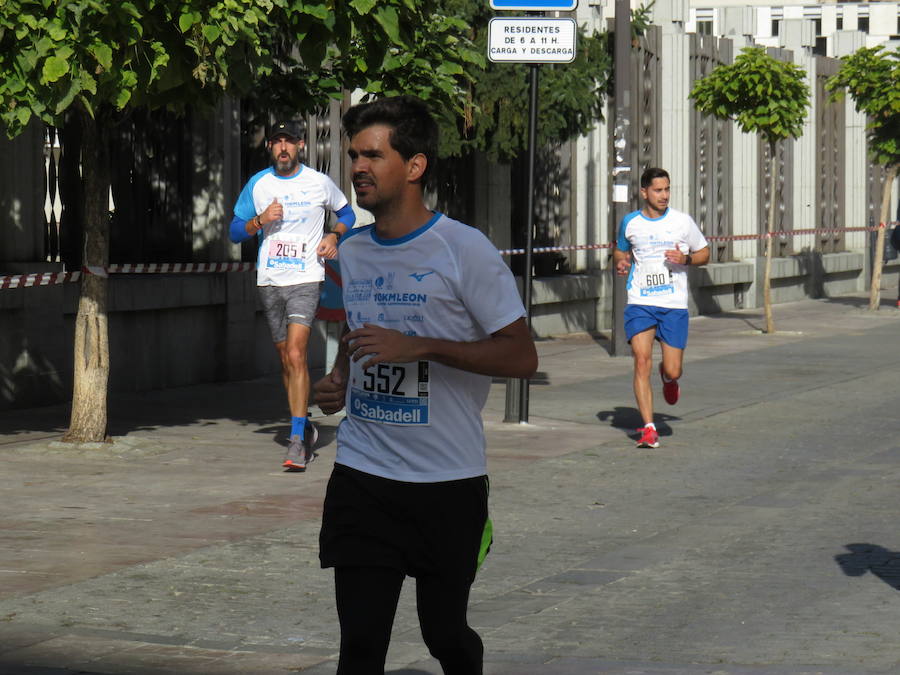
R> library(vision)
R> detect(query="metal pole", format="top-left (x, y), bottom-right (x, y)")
top-left (611, 0), bottom-right (632, 357)
top-left (517, 63), bottom-right (539, 424)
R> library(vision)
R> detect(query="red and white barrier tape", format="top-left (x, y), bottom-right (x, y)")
top-left (498, 242), bottom-right (614, 256)
top-left (2, 224), bottom-right (896, 288)
top-left (0, 270), bottom-right (80, 289)
top-left (0, 262), bottom-right (253, 289)
top-left (496, 224), bottom-right (897, 255)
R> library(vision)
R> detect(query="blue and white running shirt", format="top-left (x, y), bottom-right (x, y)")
top-left (335, 213), bottom-right (526, 483)
top-left (233, 166), bottom-right (349, 286)
top-left (617, 207), bottom-right (708, 309)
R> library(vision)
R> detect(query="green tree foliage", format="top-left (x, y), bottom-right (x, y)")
top-left (826, 45), bottom-right (899, 168)
top-left (689, 46), bottom-right (809, 145)
top-left (0, 0), bottom-right (481, 442)
top-left (690, 46), bottom-right (810, 334)
top-left (826, 45), bottom-right (899, 310)
top-left (436, 0), bottom-right (613, 162)
top-left (0, 0), bottom-right (480, 135)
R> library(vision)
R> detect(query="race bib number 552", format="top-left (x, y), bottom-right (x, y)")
top-left (349, 361), bottom-right (430, 426)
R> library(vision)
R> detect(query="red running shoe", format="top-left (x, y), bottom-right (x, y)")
top-left (636, 425), bottom-right (659, 448)
top-left (659, 363), bottom-right (680, 405)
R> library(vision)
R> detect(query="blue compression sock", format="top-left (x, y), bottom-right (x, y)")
top-left (291, 416), bottom-right (308, 440)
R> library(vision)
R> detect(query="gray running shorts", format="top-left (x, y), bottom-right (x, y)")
top-left (258, 282), bottom-right (321, 343)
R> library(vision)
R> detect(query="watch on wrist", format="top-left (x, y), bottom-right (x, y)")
top-left (684, 254), bottom-right (692, 266)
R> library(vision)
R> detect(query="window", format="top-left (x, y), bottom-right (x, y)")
top-left (858, 16), bottom-right (869, 32)
top-left (771, 19), bottom-right (781, 36)
top-left (696, 20), bottom-right (713, 35)
top-left (814, 36), bottom-right (827, 56)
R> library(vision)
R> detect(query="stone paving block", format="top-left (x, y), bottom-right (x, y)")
top-left (0, 624), bottom-right (63, 655)
top-left (0, 634), bottom-right (130, 671)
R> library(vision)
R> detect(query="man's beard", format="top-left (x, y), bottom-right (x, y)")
top-left (274, 153), bottom-right (298, 174)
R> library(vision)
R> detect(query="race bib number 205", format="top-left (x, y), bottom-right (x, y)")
top-left (349, 361), bottom-right (430, 426)
top-left (265, 233), bottom-right (306, 271)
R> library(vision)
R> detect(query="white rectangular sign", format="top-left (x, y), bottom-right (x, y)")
top-left (488, 18), bottom-right (577, 63)
top-left (490, 0), bottom-right (578, 9)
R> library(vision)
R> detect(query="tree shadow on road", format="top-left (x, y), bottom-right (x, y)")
top-left (0, 375), bottom-right (290, 439)
top-left (699, 309), bottom-right (765, 333)
top-left (835, 543), bottom-right (900, 590)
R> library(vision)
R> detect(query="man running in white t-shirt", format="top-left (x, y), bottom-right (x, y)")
top-left (613, 168), bottom-right (710, 449)
top-left (229, 121), bottom-right (356, 471)
top-left (313, 96), bottom-right (537, 674)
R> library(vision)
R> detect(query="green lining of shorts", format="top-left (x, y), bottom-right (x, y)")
top-left (476, 517), bottom-right (493, 573)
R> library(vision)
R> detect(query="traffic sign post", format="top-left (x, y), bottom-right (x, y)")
top-left (491, 6), bottom-right (577, 424)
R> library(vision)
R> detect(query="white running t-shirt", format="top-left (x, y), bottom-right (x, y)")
top-left (335, 213), bottom-right (526, 483)
top-left (616, 207), bottom-right (708, 309)
top-left (233, 165), bottom-right (349, 287)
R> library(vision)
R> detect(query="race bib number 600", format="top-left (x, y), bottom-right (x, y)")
top-left (349, 361), bottom-right (430, 426)
top-left (636, 261), bottom-right (674, 298)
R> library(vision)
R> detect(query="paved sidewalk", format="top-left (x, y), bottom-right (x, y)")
top-left (1, 294), bottom-right (900, 674)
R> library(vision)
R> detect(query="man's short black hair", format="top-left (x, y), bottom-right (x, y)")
top-left (640, 167), bottom-right (670, 188)
top-left (342, 96), bottom-right (439, 188)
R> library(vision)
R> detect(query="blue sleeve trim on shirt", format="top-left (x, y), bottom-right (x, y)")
top-left (232, 168), bottom-right (272, 221)
top-left (229, 215), bottom-right (252, 243)
top-left (616, 210), bottom-right (641, 251)
top-left (335, 203), bottom-right (356, 228)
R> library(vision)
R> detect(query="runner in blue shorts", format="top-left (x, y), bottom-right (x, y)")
top-left (613, 168), bottom-right (710, 448)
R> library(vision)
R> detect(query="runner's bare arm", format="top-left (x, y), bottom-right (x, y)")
top-left (345, 318), bottom-right (537, 379)
top-left (690, 245), bottom-right (710, 265)
top-left (613, 247), bottom-right (632, 275)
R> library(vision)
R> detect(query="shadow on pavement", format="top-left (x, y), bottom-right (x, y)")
top-left (0, 376), bottom-right (290, 439)
top-left (595, 406), bottom-right (679, 438)
top-left (835, 543), bottom-right (900, 591)
top-left (821, 295), bottom-right (900, 310)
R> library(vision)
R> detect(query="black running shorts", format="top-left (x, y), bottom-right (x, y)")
top-left (319, 463), bottom-right (490, 583)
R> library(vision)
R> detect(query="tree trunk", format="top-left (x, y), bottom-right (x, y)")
top-left (64, 109), bottom-right (110, 443)
top-left (763, 139), bottom-right (777, 334)
top-left (868, 165), bottom-right (898, 311)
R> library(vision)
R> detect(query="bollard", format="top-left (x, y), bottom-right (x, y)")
top-left (504, 377), bottom-right (521, 423)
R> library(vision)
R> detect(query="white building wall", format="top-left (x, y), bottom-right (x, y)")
top-left (573, 0), bottom-right (612, 272)
top-left (657, 0), bottom-right (692, 206)
top-left (833, 30), bottom-right (868, 251)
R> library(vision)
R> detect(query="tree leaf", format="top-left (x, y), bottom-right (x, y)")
top-left (373, 6), bottom-right (402, 46)
top-left (41, 55), bottom-right (69, 83)
top-left (179, 13), bottom-right (195, 33)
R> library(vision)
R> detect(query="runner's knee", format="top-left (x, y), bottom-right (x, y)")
top-left (634, 352), bottom-right (653, 376)
top-left (284, 343), bottom-right (308, 372)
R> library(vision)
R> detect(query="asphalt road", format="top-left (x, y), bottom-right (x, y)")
top-left (1, 294), bottom-right (899, 675)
